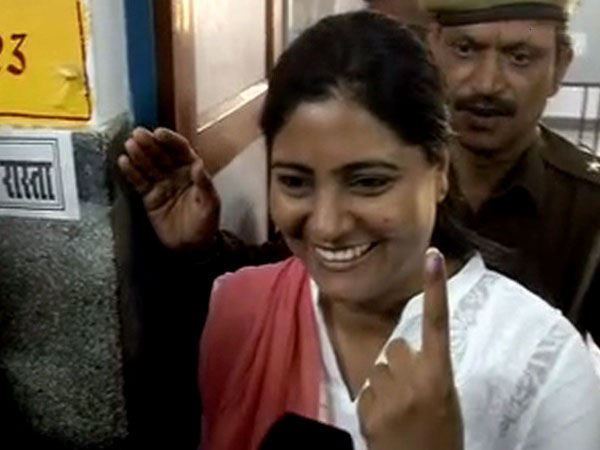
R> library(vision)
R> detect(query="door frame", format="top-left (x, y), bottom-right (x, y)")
top-left (155, 0), bottom-right (287, 174)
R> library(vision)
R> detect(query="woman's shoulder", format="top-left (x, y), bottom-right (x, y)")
top-left (478, 268), bottom-right (566, 331)
top-left (200, 257), bottom-right (308, 378)
top-left (211, 257), bottom-right (304, 300)
top-left (449, 259), bottom-right (584, 381)
top-left (447, 255), bottom-right (567, 348)
top-left (452, 264), bottom-right (600, 446)
top-left (457, 266), bottom-right (576, 354)
top-left (205, 257), bottom-right (306, 330)
top-left (465, 266), bottom-right (583, 364)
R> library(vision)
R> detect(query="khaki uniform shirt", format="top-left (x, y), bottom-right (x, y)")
top-left (446, 126), bottom-right (600, 341)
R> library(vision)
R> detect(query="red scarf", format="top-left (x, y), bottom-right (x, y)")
top-left (199, 258), bottom-right (322, 450)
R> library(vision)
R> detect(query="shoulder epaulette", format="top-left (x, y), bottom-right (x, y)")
top-left (539, 125), bottom-right (600, 186)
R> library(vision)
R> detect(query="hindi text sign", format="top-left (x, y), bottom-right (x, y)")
top-left (0, 130), bottom-right (80, 220)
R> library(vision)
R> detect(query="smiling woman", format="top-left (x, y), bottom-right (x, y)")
top-left (199, 10), bottom-right (600, 450)
top-left (262, 9), bottom-right (466, 314)
top-left (268, 97), bottom-right (449, 311)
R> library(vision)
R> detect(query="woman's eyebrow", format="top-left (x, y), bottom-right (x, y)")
top-left (270, 162), bottom-right (313, 174)
top-left (271, 161), bottom-right (402, 174)
top-left (336, 161), bottom-right (402, 173)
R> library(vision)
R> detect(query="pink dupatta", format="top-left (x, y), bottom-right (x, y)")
top-left (199, 258), bottom-right (322, 450)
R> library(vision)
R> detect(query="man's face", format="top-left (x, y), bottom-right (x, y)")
top-left (428, 20), bottom-right (572, 154)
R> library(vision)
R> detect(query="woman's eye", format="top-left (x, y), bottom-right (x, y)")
top-left (276, 175), bottom-right (312, 196)
top-left (349, 176), bottom-right (393, 194)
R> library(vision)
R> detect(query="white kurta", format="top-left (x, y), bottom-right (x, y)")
top-left (311, 253), bottom-right (600, 450)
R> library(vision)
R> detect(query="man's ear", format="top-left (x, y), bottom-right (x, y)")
top-left (426, 23), bottom-right (445, 65)
top-left (550, 43), bottom-right (573, 97)
top-left (426, 23), bottom-right (441, 49)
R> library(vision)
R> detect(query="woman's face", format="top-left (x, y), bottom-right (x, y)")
top-left (270, 97), bottom-right (448, 309)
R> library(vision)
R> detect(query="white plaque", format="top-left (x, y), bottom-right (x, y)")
top-left (0, 129), bottom-right (80, 220)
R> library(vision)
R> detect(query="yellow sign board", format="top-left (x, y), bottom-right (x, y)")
top-left (0, 0), bottom-right (91, 126)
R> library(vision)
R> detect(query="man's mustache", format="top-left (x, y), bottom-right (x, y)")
top-left (454, 95), bottom-right (517, 118)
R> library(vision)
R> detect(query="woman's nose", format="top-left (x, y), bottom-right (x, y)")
top-left (307, 189), bottom-right (353, 244)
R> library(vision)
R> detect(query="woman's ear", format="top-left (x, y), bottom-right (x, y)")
top-left (436, 148), bottom-right (450, 203)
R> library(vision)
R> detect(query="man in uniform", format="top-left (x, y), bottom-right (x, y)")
top-left (423, 0), bottom-right (600, 340)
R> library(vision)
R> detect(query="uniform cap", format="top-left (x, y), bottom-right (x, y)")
top-left (420, 0), bottom-right (579, 25)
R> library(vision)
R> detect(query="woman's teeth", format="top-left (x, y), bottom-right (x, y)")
top-left (315, 243), bottom-right (373, 263)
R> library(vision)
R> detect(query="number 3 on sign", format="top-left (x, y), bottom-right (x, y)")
top-left (0, 34), bottom-right (28, 76)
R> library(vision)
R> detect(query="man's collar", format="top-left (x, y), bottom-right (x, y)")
top-left (497, 137), bottom-right (546, 209)
top-left (448, 135), bottom-right (546, 212)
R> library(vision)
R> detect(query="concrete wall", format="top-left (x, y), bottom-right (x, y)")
top-left (0, 0), bottom-right (132, 447)
top-left (0, 121), bottom-right (130, 448)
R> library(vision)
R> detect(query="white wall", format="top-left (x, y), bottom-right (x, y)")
top-left (545, 86), bottom-right (600, 119)
top-left (288, 0), bottom-right (364, 43)
top-left (194, 0), bottom-right (266, 116)
top-left (213, 138), bottom-right (268, 244)
top-left (334, 0), bottom-right (364, 10)
top-left (565, 0), bottom-right (600, 83)
top-left (86, 0), bottom-right (131, 127)
top-left (544, 1), bottom-right (600, 119)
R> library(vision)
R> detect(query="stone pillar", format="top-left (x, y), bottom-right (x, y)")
top-left (0, 115), bottom-right (130, 448)
top-left (0, 0), bottom-right (132, 447)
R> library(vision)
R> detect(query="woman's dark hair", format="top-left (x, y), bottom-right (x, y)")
top-left (261, 11), bottom-right (449, 160)
top-left (261, 11), bottom-right (473, 260)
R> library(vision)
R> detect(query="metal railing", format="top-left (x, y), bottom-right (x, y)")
top-left (561, 81), bottom-right (600, 155)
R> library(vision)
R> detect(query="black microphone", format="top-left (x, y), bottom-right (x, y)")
top-left (259, 413), bottom-right (354, 450)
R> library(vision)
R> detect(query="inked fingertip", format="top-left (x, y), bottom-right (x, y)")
top-left (425, 247), bottom-right (443, 276)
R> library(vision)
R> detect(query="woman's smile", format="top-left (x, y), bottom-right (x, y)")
top-left (313, 242), bottom-right (378, 269)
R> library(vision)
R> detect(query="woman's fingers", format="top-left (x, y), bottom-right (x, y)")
top-left (123, 127), bottom-right (198, 184)
top-left (153, 127), bottom-right (197, 166)
top-left (422, 247), bottom-right (452, 374)
top-left (124, 134), bottom-right (164, 181)
top-left (386, 338), bottom-right (414, 375)
top-left (131, 127), bottom-right (178, 174)
top-left (117, 154), bottom-right (152, 195)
